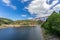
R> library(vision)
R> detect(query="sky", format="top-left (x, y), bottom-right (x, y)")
top-left (0, 0), bottom-right (60, 20)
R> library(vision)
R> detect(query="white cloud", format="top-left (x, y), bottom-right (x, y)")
top-left (26, 0), bottom-right (59, 18)
top-left (21, 0), bottom-right (28, 3)
top-left (53, 4), bottom-right (60, 13)
top-left (28, 17), bottom-right (33, 19)
top-left (2, 0), bottom-right (10, 5)
top-left (10, 5), bottom-right (17, 10)
top-left (21, 14), bottom-right (27, 17)
top-left (2, 0), bottom-right (17, 10)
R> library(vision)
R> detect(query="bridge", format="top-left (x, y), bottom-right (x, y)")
top-left (32, 16), bottom-right (49, 21)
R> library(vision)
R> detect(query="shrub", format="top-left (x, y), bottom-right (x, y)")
top-left (42, 11), bottom-right (60, 36)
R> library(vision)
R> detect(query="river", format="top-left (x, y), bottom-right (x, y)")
top-left (0, 25), bottom-right (44, 40)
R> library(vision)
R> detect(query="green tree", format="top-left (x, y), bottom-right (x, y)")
top-left (42, 11), bottom-right (60, 36)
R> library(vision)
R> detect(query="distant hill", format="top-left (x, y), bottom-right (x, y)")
top-left (0, 18), bottom-right (42, 26)
top-left (0, 18), bottom-right (13, 25)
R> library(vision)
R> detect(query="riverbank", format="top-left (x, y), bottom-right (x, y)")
top-left (42, 28), bottom-right (60, 40)
top-left (0, 24), bottom-right (36, 29)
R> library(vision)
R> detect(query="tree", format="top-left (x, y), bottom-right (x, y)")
top-left (42, 11), bottom-right (60, 36)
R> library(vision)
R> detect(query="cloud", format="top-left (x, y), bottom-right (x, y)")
top-left (2, 0), bottom-right (17, 10)
top-left (21, 0), bottom-right (28, 3)
top-left (21, 14), bottom-right (27, 17)
top-left (28, 17), bottom-right (33, 19)
top-left (10, 5), bottom-right (17, 10)
top-left (26, 0), bottom-right (60, 18)
top-left (2, 0), bottom-right (10, 5)
top-left (53, 4), bottom-right (60, 13)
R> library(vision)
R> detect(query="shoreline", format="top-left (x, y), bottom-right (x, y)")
top-left (0, 25), bottom-right (36, 29)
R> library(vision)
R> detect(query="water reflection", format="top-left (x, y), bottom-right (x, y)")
top-left (0, 27), bottom-right (32, 40)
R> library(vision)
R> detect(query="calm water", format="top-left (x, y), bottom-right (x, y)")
top-left (0, 26), bottom-right (44, 40)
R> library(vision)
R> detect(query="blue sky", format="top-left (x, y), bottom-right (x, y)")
top-left (0, 0), bottom-right (33, 20)
top-left (0, 0), bottom-right (60, 20)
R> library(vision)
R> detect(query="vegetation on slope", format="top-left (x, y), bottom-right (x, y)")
top-left (0, 18), bottom-right (13, 25)
top-left (0, 18), bottom-right (42, 26)
top-left (42, 11), bottom-right (60, 36)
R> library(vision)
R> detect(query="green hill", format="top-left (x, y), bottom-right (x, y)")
top-left (0, 18), bottom-right (13, 25)
top-left (0, 18), bottom-right (42, 26)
